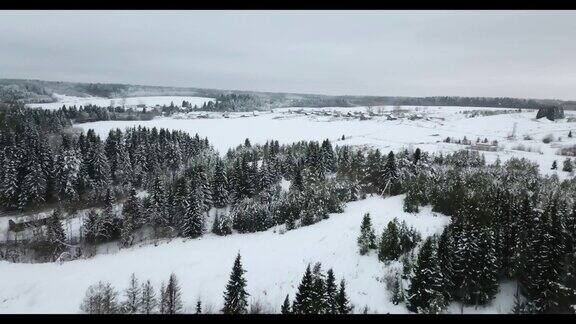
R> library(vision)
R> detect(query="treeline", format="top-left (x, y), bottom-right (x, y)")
top-left (199, 94), bottom-right (265, 112)
top-left (0, 104), bottom-right (214, 212)
top-left (288, 95), bottom-right (549, 110)
top-left (59, 104), bottom-right (159, 123)
top-left (80, 254), bottom-right (354, 314)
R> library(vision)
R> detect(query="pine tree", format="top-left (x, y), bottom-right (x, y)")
top-left (413, 148), bottom-right (422, 164)
top-left (281, 294), bottom-right (291, 314)
top-left (147, 175), bottom-right (170, 234)
top-left (563, 158), bottom-right (573, 172)
top-left (46, 207), bottom-right (66, 256)
top-left (336, 279), bottom-right (353, 314)
top-left (378, 219), bottom-right (402, 262)
top-left (325, 269), bottom-right (338, 314)
top-left (19, 130), bottom-right (48, 209)
top-left (292, 264), bottom-right (315, 314)
top-left (1, 142), bottom-right (20, 209)
top-left (436, 226), bottom-right (454, 301)
top-left (391, 274), bottom-right (405, 305)
top-left (382, 151), bottom-right (399, 195)
top-left (222, 253), bottom-right (249, 314)
top-left (363, 149), bottom-right (382, 193)
top-left (407, 237), bottom-right (447, 313)
top-left (320, 139), bottom-right (337, 174)
top-left (121, 188), bottom-right (139, 247)
top-left (161, 273), bottom-right (183, 314)
top-left (212, 159), bottom-right (229, 208)
top-left (310, 262), bottom-right (327, 313)
top-left (180, 186), bottom-right (205, 238)
top-left (123, 273), bottom-right (141, 314)
top-left (357, 213), bottom-right (377, 255)
top-left (140, 279), bottom-right (157, 314)
top-left (401, 254), bottom-right (413, 280)
top-left (55, 136), bottom-right (81, 203)
top-left (475, 229), bottom-right (499, 305)
top-left (403, 186), bottom-right (420, 213)
top-left (212, 212), bottom-right (233, 236)
top-left (87, 138), bottom-right (110, 195)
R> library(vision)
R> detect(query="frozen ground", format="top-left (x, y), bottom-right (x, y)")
top-left (25, 93), bottom-right (215, 110)
top-left (79, 105), bottom-right (576, 177)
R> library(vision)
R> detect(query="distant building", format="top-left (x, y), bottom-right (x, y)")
top-left (470, 142), bottom-right (499, 152)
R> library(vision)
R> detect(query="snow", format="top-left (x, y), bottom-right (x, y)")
top-left (0, 195), bottom-right (454, 314)
top-left (25, 93), bottom-right (215, 110)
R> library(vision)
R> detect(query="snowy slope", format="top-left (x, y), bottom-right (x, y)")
top-left (0, 195), bottom-right (453, 314)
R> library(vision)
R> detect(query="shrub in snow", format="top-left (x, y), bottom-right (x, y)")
top-left (542, 133), bottom-right (555, 144)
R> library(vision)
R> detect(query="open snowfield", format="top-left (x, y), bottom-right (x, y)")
top-left (0, 195), bottom-right (458, 314)
top-left (24, 93), bottom-right (215, 110)
top-left (78, 105), bottom-right (576, 177)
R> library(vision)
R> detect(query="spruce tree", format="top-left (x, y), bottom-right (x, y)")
top-left (378, 219), bottom-right (402, 262)
top-left (325, 269), bottom-right (338, 314)
top-left (336, 279), bottom-right (353, 314)
top-left (180, 186), bottom-right (204, 238)
top-left (46, 207), bottom-right (67, 256)
top-left (475, 229), bottom-right (499, 305)
top-left (281, 295), bottom-right (291, 314)
top-left (212, 159), bottom-right (229, 208)
top-left (222, 253), bottom-right (249, 314)
top-left (311, 263), bottom-right (327, 313)
top-left (403, 187), bottom-right (420, 213)
top-left (357, 213), bottom-right (377, 255)
top-left (391, 274), bottom-right (405, 305)
top-left (407, 237), bottom-right (446, 313)
top-left (55, 136), bottom-right (81, 203)
top-left (563, 158), bottom-right (573, 172)
top-left (121, 188), bottom-right (140, 247)
top-left (292, 264), bottom-right (315, 314)
top-left (382, 151), bottom-right (398, 195)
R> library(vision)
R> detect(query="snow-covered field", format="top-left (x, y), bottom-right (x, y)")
top-left (78, 105), bottom-right (576, 177)
top-left (0, 196), bottom-right (453, 314)
top-left (25, 93), bottom-right (215, 110)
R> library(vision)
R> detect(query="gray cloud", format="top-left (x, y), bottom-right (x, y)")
top-left (1, 10), bottom-right (575, 99)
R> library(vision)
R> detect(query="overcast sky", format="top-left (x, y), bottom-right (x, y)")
top-left (1, 10), bottom-right (576, 100)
